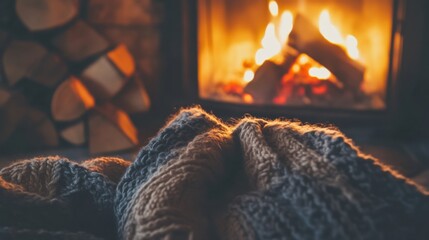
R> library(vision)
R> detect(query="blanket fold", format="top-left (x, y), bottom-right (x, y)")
top-left (0, 156), bottom-right (130, 240)
top-left (1, 107), bottom-right (428, 240)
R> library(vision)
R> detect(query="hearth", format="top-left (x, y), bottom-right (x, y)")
top-left (163, 0), bottom-right (428, 125)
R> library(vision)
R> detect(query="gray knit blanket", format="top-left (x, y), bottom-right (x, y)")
top-left (1, 107), bottom-right (428, 240)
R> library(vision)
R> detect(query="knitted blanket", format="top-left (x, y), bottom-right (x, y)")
top-left (1, 107), bottom-right (428, 240)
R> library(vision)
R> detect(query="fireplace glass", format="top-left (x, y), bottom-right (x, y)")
top-left (197, 0), bottom-right (394, 110)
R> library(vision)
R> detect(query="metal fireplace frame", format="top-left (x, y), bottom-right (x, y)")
top-left (161, 0), bottom-right (428, 128)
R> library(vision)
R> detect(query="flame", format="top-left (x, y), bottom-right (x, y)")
top-left (319, 10), bottom-right (360, 60)
top-left (319, 10), bottom-right (343, 45)
top-left (268, 1), bottom-right (279, 17)
top-left (254, 4), bottom-right (294, 66)
top-left (255, 23), bottom-right (282, 65)
top-left (243, 69), bottom-right (255, 83)
top-left (279, 11), bottom-right (293, 43)
top-left (345, 35), bottom-right (359, 59)
top-left (308, 67), bottom-right (331, 79)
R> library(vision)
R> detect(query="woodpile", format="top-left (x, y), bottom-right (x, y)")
top-left (0, 0), bottom-right (151, 154)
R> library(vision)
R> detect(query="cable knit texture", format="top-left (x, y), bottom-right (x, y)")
top-left (226, 119), bottom-right (429, 240)
top-left (0, 156), bottom-right (130, 240)
top-left (1, 107), bottom-right (428, 240)
top-left (115, 107), bottom-right (234, 239)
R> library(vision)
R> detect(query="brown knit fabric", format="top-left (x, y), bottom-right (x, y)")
top-left (122, 127), bottom-right (235, 239)
top-left (82, 157), bottom-right (131, 184)
top-left (0, 156), bottom-right (130, 240)
top-left (1, 108), bottom-right (428, 240)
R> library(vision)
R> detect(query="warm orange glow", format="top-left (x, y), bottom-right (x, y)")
top-left (243, 69), bottom-right (255, 83)
top-left (279, 11), bottom-right (293, 43)
top-left (319, 10), bottom-right (360, 60)
top-left (308, 67), bottom-right (331, 79)
top-left (255, 23), bottom-right (281, 65)
top-left (196, 0), bottom-right (391, 109)
top-left (319, 10), bottom-right (343, 45)
top-left (107, 44), bottom-right (135, 78)
top-left (243, 93), bottom-right (254, 103)
top-left (345, 35), bottom-right (359, 59)
top-left (268, 1), bottom-right (279, 17)
top-left (298, 55), bottom-right (309, 65)
top-left (292, 64), bottom-right (300, 73)
top-left (70, 77), bottom-right (95, 109)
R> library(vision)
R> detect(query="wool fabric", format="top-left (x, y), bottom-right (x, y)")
top-left (226, 118), bottom-right (429, 240)
top-left (115, 107), bottom-right (234, 239)
top-left (115, 108), bottom-right (429, 240)
top-left (0, 156), bottom-right (129, 240)
top-left (1, 107), bottom-right (429, 240)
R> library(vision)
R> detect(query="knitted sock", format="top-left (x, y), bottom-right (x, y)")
top-left (115, 107), bottom-right (233, 239)
top-left (0, 156), bottom-right (128, 239)
top-left (226, 118), bottom-right (429, 240)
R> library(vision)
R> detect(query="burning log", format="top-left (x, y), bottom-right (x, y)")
top-left (16, 0), bottom-right (79, 31)
top-left (51, 76), bottom-right (95, 122)
top-left (244, 13), bottom-right (365, 103)
top-left (2, 40), bottom-right (68, 87)
top-left (244, 47), bottom-right (299, 103)
top-left (81, 45), bottom-right (134, 100)
top-left (288, 14), bottom-right (365, 91)
top-left (88, 104), bottom-right (139, 154)
top-left (51, 20), bottom-right (110, 62)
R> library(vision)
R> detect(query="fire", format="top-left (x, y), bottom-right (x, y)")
top-left (319, 10), bottom-right (343, 45)
top-left (254, 2), bottom-right (293, 66)
top-left (319, 10), bottom-right (360, 60)
top-left (308, 67), bottom-right (331, 79)
top-left (345, 35), bottom-right (359, 59)
top-left (255, 23), bottom-right (281, 65)
top-left (268, 1), bottom-right (279, 17)
top-left (279, 11), bottom-right (293, 43)
top-left (243, 69), bottom-right (255, 83)
top-left (249, 8), bottom-right (359, 93)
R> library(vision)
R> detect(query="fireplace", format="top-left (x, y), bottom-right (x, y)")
top-left (199, 0), bottom-right (391, 109)
top-left (162, 0), bottom-right (428, 125)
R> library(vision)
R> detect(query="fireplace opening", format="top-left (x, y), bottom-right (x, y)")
top-left (197, 0), bottom-right (394, 110)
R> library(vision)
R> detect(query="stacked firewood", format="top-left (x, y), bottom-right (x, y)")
top-left (0, 0), bottom-right (150, 154)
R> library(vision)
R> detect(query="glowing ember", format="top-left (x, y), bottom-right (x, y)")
top-left (243, 93), bottom-right (254, 103)
top-left (308, 67), bottom-right (331, 79)
top-left (268, 1), bottom-right (279, 17)
top-left (292, 64), bottom-right (300, 73)
top-left (298, 55), bottom-right (309, 65)
top-left (243, 69), bottom-right (255, 83)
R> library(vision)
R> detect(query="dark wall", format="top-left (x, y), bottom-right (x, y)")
top-left (392, 0), bottom-right (429, 138)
